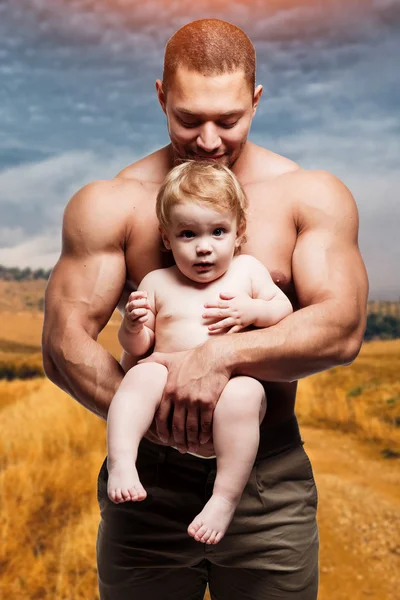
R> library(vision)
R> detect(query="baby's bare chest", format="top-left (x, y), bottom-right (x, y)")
top-left (153, 267), bottom-right (252, 349)
top-left (159, 267), bottom-right (251, 322)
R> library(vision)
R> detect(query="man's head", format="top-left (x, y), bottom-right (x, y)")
top-left (156, 161), bottom-right (248, 283)
top-left (156, 19), bottom-right (262, 168)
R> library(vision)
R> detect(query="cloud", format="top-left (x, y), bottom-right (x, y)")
top-left (0, 149), bottom-right (138, 264)
top-left (0, 233), bottom-right (61, 269)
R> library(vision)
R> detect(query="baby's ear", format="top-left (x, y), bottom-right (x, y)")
top-left (159, 226), bottom-right (171, 250)
top-left (235, 225), bottom-right (247, 251)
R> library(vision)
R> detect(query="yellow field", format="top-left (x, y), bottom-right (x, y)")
top-left (0, 309), bottom-right (399, 599)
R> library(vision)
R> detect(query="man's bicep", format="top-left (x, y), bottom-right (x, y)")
top-left (292, 182), bottom-right (368, 317)
top-left (45, 251), bottom-right (126, 338)
top-left (43, 182), bottom-right (127, 340)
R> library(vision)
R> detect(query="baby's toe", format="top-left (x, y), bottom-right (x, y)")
top-left (207, 531), bottom-right (217, 544)
top-left (194, 524), bottom-right (208, 541)
top-left (200, 529), bottom-right (213, 543)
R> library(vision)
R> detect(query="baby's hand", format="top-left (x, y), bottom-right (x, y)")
top-left (124, 291), bottom-right (151, 333)
top-left (203, 291), bottom-right (258, 334)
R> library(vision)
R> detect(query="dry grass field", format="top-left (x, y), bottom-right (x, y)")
top-left (0, 292), bottom-right (399, 599)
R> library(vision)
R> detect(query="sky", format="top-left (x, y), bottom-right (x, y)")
top-left (0, 0), bottom-right (399, 299)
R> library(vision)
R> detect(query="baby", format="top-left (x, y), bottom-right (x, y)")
top-left (106, 160), bottom-right (293, 545)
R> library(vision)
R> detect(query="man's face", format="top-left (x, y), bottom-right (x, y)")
top-left (157, 67), bottom-right (260, 168)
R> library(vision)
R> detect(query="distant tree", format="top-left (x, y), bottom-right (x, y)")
top-left (0, 265), bottom-right (52, 281)
top-left (364, 313), bottom-right (400, 340)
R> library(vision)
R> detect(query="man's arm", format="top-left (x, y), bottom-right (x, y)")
top-left (42, 180), bottom-right (131, 421)
top-left (210, 170), bottom-right (369, 381)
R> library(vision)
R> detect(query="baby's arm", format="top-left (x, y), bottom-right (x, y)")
top-left (118, 273), bottom-right (157, 358)
top-left (248, 257), bottom-right (293, 327)
top-left (204, 256), bottom-right (293, 334)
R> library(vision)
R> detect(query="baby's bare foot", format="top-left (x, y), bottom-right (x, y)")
top-left (107, 458), bottom-right (147, 504)
top-left (187, 494), bottom-right (237, 545)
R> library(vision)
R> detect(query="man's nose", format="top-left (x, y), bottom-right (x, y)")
top-left (196, 123), bottom-right (221, 153)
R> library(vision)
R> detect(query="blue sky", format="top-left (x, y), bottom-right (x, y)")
top-left (0, 0), bottom-right (399, 299)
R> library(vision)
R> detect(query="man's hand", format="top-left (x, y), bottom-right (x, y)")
top-left (203, 291), bottom-right (258, 334)
top-left (138, 342), bottom-right (232, 453)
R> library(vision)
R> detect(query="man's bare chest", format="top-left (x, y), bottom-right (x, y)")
top-left (124, 192), bottom-right (297, 300)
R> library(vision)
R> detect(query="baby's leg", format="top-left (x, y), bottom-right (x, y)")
top-left (106, 362), bottom-right (168, 504)
top-left (188, 376), bottom-right (266, 544)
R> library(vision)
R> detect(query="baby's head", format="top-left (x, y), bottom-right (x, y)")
top-left (156, 160), bottom-right (248, 283)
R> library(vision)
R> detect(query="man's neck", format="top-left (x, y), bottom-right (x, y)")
top-left (166, 140), bottom-right (257, 173)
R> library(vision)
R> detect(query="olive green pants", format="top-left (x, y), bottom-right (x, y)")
top-left (96, 415), bottom-right (319, 599)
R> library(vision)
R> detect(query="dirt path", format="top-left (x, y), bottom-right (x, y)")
top-left (302, 426), bottom-right (400, 600)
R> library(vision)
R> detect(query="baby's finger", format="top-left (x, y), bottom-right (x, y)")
top-left (227, 325), bottom-right (242, 334)
top-left (208, 317), bottom-right (234, 331)
top-left (132, 308), bottom-right (148, 316)
top-left (129, 290), bottom-right (147, 299)
top-left (203, 300), bottom-right (230, 309)
top-left (127, 308), bottom-right (148, 321)
top-left (129, 299), bottom-right (150, 310)
top-left (202, 307), bottom-right (230, 319)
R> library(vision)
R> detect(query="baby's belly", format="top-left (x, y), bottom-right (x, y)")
top-left (154, 322), bottom-right (214, 353)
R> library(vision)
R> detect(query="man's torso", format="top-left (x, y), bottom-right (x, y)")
top-left (115, 142), bottom-right (301, 427)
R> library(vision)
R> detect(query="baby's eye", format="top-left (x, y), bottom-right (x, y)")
top-left (213, 228), bottom-right (226, 237)
top-left (180, 230), bottom-right (195, 238)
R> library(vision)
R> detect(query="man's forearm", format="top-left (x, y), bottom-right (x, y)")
top-left (212, 299), bottom-right (365, 382)
top-left (43, 331), bottom-right (124, 422)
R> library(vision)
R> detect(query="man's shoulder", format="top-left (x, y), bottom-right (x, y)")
top-left (62, 176), bottom-right (153, 253)
top-left (281, 169), bottom-right (358, 233)
top-left (282, 169), bottom-right (356, 211)
top-left (67, 176), bottom-right (145, 222)
top-left (115, 145), bottom-right (170, 185)
top-left (244, 143), bottom-right (301, 183)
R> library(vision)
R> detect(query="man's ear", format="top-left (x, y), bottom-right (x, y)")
top-left (252, 84), bottom-right (263, 115)
top-left (156, 79), bottom-right (167, 114)
top-left (159, 226), bottom-right (171, 250)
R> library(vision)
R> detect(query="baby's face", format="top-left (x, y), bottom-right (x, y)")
top-left (161, 202), bottom-right (240, 284)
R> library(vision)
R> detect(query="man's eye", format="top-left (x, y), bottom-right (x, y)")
top-left (219, 121), bottom-right (238, 129)
top-left (179, 120), bottom-right (199, 128)
top-left (213, 228), bottom-right (226, 237)
top-left (180, 230), bottom-right (195, 238)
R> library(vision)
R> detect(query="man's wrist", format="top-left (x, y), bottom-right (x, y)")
top-left (204, 335), bottom-right (238, 376)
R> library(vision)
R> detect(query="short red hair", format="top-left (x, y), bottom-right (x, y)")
top-left (163, 19), bottom-right (256, 95)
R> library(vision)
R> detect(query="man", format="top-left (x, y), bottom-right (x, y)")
top-left (42, 19), bottom-right (368, 600)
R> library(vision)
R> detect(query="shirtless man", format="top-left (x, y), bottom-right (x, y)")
top-left (106, 160), bottom-right (293, 546)
top-left (42, 18), bottom-right (368, 600)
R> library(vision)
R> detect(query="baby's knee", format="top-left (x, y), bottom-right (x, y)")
top-left (220, 376), bottom-right (266, 420)
top-left (124, 361), bottom-right (168, 386)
